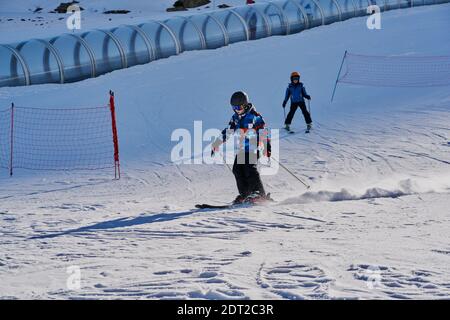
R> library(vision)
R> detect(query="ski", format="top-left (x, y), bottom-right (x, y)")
top-left (195, 203), bottom-right (235, 209)
top-left (195, 194), bottom-right (274, 210)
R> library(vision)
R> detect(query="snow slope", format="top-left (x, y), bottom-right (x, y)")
top-left (0, 4), bottom-right (449, 299)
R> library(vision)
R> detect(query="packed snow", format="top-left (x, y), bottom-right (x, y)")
top-left (0, 2), bottom-right (449, 299)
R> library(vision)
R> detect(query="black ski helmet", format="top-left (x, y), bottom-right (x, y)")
top-left (230, 91), bottom-right (249, 107)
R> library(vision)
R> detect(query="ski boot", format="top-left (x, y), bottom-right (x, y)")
top-left (305, 123), bottom-right (312, 133)
top-left (232, 194), bottom-right (246, 205)
top-left (244, 191), bottom-right (268, 204)
top-left (285, 124), bottom-right (294, 134)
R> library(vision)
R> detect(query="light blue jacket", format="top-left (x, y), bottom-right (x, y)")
top-left (283, 82), bottom-right (310, 104)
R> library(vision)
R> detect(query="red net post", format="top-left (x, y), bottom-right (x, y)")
top-left (109, 90), bottom-right (121, 179)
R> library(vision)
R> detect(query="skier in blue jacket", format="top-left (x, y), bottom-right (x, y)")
top-left (211, 91), bottom-right (271, 204)
top-left (282, 71), bottom-right (312, 132)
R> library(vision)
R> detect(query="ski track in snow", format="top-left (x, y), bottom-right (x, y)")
top-left (1, 4), bottom-right (450, 299)
top-left (1, 105), bottom-right (449, 299)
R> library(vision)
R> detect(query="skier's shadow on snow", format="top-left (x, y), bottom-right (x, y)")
top-left (29, 208), bottom-right (216, 240)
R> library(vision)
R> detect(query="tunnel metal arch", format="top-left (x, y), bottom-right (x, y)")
top-left (356, 0), bottom-right (372, 11)
top-left (222, 9), bottom-right (251, 41)
top-left (284, 0), bottom-right (311, 31)
top-left (168, 16), bottom-right (207, 51)
top-left (181, 15), bottom-right (208, 50)
top-left (202, 13), bottom-right (231, 47)
top-left (330, 0), bottom-right (344, 20)
top-left (346, 0), bottom-right (358, 17)
top-left (377, 0), bottom-right (389, 11)
top-left (97, 29), bottom-right (128, 69)
top-left (333, 0), bottom-right (357, 18)
top-left (262, 1), bottom-right (291, 35)
top-left (208, 13), bottom-right (231, 46)
top-left (16, 38), bottom-right (65, 84)
top-left (121, 24), bottom-right (157, 63)
top-left (251, 4), bottom-right (274, 37)
top-left (310, 0), bottom-right (327, 25)
top-left (1, 44), bottom-right (31, 86)
top-left (80, 29), bottom-right (128, 72)
top-left (50, 33), bottom-right (97, 79)
top-left (145, 20), bottom-right (182, 58)
top-left (229, 6), bottom-right (272, 39)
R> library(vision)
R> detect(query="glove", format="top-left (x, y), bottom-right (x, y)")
top-left (282, 101), bottom-right (287, 108)
top-left (305, 95), bottom-right (311, 100)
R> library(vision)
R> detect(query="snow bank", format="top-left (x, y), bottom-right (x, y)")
top-left (281, 174), bottom-right (450, 204)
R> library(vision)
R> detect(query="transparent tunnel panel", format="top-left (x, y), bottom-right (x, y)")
top-left (15, 40), bottom-right (61, 85)
top-left (81, 31), bottom-right (123, 76)
top-left (314, 0), bottom-right (341, 24)
top-left (294, 0), bottom-right (324, 27)
top-left (50, 35), bottom-right (92, 83)
top-left (232, 6), bottom-right (270, 40)
top-left (139, 22), bottom-right (178, 59)
top-left (211, 10), bottom-right (248, 44)
top-left (280, 0), bottom-right (307, 33)
top-left (0, 46), bottom-right (27, 87)
top-left (164, 17), bottom-right (204, 52)
top-left (384, 0), bottom-right (400, 9)
top-left (1, 0), bottom-right (447, 89)
top-left (335, 0), bottom-right (357, 19)
top-left (368, 0), bottom-right (386, 10)
top-left (399, 0), bottom-right (413, 8)
top-left (353, 0), bottom-right (370, 15)
top-left (111, 26), bottom-right (152, 68)
top-left (257, 2), bottom-right (288, 36)
top-left (189, 15), bottom-right (227, 49)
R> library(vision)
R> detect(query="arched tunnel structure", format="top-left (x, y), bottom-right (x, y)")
top-left (0, 0), bottom-right (448, 88)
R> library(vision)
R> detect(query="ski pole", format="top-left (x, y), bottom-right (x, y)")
top-left (271, 156), bottom-right (311, 189)
top-left (283, 106), bottom-right (286, 123)
top-left (307, 100), bottom-right (311, 116)
top-left (216, 150), bottom-right (233, 173)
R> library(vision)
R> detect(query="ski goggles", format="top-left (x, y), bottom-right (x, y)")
top-left (232, 105), bottom-right (245, 112)
top-left (291, 77), bottom-right (300, 81)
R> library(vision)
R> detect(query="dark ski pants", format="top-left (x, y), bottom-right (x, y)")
top-left (284, 101), bottom-right (312, 125)
top-left (232, 152), bottom-right (265, 198)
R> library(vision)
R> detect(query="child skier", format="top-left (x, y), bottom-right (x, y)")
top-left (211, 91), bottom-right (271, 205)
top-left (282, 71), bottom-right (312, 132)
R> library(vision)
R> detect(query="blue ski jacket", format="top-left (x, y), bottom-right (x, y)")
top-left (283, 82), bottom-right (310, 105)
top-left (214, 104), bottom-right (271, 155)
